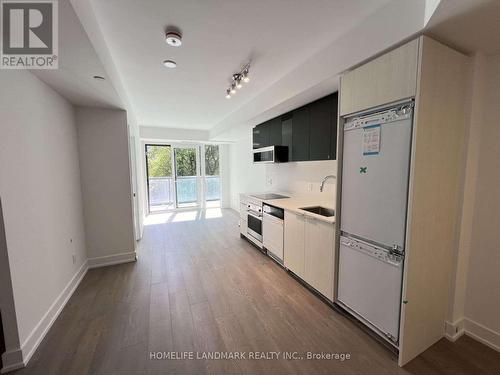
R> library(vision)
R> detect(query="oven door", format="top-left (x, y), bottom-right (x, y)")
top-left (247, 212), bottom-right (263, 242)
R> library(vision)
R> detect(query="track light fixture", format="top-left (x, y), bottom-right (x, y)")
top-left (225, 63), bottom-right (250, 98)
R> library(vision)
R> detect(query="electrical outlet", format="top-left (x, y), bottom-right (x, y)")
top-left (266, 176), bottom-right (273, 186)
top-left (307, 182), bottom-right (314, 192)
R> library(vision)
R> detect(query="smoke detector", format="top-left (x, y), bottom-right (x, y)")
top-left (165, 31), bottom-right (182, 47)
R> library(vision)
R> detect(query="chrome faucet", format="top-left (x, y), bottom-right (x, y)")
top-left (320, 175), bottom-right (336, 192)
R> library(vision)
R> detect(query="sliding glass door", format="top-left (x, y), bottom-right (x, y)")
top-left (145, 144), bottom-right (175, 212)
top-left (204, 145), bottom-right (221, 207)
top-left (146, 143), bottom-right (221, 212)
top-left (174, 146), bottom-right (199, 208)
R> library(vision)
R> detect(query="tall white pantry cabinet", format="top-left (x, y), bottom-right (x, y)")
top-left (338, 36), bottom-right (470, 366)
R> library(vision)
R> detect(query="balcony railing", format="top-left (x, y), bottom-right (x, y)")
top-left (176, 176), bottom-right (197, 204)
top-left (149, 177), bottom-right (174, 206)
top-left (148, 176), bottom-right (220, 207)
top-left (205, 175), bottom-right (221, 201)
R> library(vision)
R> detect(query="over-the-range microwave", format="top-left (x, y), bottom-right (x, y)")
top-left (253, 146), bottom-right (288, 164)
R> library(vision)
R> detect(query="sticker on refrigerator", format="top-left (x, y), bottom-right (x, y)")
top-left (362, 124), bottom-right (381, 155)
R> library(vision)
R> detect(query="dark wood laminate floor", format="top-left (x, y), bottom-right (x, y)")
top-left (14, 208), bottom-right (500, 375)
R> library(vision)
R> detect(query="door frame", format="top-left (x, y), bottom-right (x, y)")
top-left (130, 135), bottom-right (141, 240)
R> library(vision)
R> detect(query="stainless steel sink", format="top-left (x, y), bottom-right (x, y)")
top-left (299, 206), bottom-right (335, 217)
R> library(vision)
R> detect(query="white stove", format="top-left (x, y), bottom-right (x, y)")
top-left (244, 193), bottom-right (289, 247)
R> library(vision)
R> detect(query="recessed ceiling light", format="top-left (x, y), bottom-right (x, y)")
top-left (93, 75), bottom-right (105, 81)
top-left (165, 31), bottom-right (182, 47)
top-left (163, 60), bottom-right (177, 68)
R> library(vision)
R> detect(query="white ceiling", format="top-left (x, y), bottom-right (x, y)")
top-left (426, 0), bottom-right (500, 56)
top-left (87, 0), bottom-right (392, 130)
top-left (35, 0), bottom-right (500, 141)
top-left (32, 0), bottom-right (122, 109)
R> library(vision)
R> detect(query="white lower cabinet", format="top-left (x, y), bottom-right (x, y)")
top-left (284, 211), bottom-right (306, 278)
top-left (284, 210), bottom-right (335, 300)
top-left (239, 218), bottom-right (247, 236)
top-left (304, 217), bottom-right (335, 301)
top-left (239, 203), bottom-right (247, 236)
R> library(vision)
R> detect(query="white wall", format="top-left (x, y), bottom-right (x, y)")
top-left (445, 52), bottom-right (500, 351)
top-left (140, 125), bottom-right (210, 142)
top-left (0, 71), bottom-right (87, 367)
top-left (219, 144), bottom-right (231, 208)
top-left (76, 108), bottom-right (136, 263)
top-left (228, 129), bottom-right (337, 210)
top-left (459, 52), bottom-right (500, 349)
top-left (0, 198), bottom-right (21, 368)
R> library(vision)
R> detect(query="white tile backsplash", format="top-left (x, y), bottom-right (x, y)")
top-left (229, 134), bottom-right (338, 210)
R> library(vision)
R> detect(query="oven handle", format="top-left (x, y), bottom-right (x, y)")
top-left (247, 211), bottom-right (262, 220)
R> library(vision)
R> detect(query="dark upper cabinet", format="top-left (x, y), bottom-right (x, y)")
top-left (251, 92), bottom-right (338, 160)
top-left (268, 117), bottom-right (282, 145)
top-left (252, 122), bottom-right (269, 149)
top-left (252, 126), bottom-right (261, 149)
top-left (292, 106), bottom-right (310, 161)
top-left (330, 92), bottom-right (338, 160)
top-left (281, 114), bottom-right (293, 161)
top-left (309, 95), bottom-right (333, 160)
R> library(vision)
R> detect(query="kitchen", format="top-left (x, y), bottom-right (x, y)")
top-left (3, 1), bottom-right (500, 374)
top-left (233, 36), bottom-right (470, 366)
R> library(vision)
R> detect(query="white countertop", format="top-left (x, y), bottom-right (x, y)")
top-left (264, 196), bottom-right (336, 224)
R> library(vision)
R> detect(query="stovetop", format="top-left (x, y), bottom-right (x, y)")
top-left (250, 193), bottom-right (289, 200)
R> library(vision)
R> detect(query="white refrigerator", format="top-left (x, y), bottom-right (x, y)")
top-left (337, 102), bottom-right (413, 346)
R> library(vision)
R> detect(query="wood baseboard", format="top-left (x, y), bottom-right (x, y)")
top-left (445, 317), bottom-right (500, 352)
top-left (464, 318), bottom-right (500, 352)
top-left (1, 261), bottom-right (89, 373)
top-left (445, 319), bottom-right (465, 342)
top-left (87, 251), bottom-right (137, 269)
top-left (0, 348), bottom-right (24, 374)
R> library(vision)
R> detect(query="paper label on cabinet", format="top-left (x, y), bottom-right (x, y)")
top-left (362, 124), bottom-right (381, 155)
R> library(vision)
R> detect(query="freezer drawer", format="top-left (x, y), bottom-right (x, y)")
top-left (337, 236), bottom-right (403, 343)
top-left (340, 105), bottom-right (413, 249)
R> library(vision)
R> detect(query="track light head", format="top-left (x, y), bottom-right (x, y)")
top-left (225, 64), bottom-right (250, 98)
top-left (242, 69), bottom-right (250, 83)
